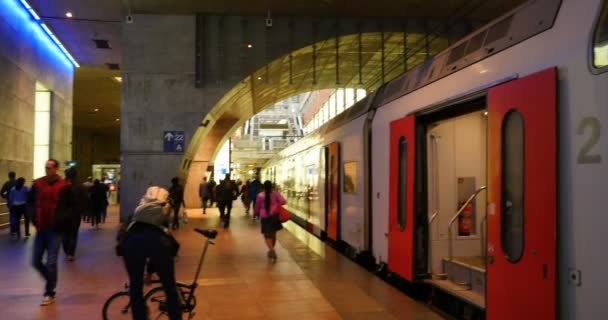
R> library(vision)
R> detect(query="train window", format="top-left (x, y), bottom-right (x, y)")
top-left (501, 111), bottom-right (525, 263)
top-left (485, 15), bottom-right (513, 45)
top-left (465, 30), bottom-right (486, 55)
top-left (447, 42), bottom-right (467, 65)
top-left (398, 137), bottom-right (407, 232)
top-left (593, 0), bottom-right (608, 69)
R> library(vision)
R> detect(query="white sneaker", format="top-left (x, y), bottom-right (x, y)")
top-left (40, 295), bottom-right (55, 306)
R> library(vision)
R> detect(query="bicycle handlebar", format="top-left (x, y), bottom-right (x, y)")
top-left (194, 228), bottom-right (217, 239)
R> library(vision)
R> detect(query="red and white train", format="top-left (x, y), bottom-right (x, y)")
top-left (263, 0), bottom-right (607, 319)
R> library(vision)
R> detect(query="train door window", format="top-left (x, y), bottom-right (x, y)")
top-left (398, 137), bottom-right (407, 231)
top-left (592, 0), bottom-right (608, 70)
top-left (501, 111), bottom-right (525, 262)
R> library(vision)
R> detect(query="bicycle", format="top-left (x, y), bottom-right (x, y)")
top-left (102, 228), bottom-right (218, 320)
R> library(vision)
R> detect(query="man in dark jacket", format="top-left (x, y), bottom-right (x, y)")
top-left (207, 178), bottom-right (216, 207)
top-left (168, 177), bottom-right (185, 229)
top-left (216, 174), bottom-right (238, 228)
top-left (1, 171), bottom-right (16, 200)
top-left (31, 159), bottom-right (70, 306)
top-left (56, 167), bottom-right (88, 261)
top-left (249, 177), bottom-right (262, 219)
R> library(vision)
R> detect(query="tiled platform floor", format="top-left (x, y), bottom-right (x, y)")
top-left (0, 204), bottom-right (443, 320)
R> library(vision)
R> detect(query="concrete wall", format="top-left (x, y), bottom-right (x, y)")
top-left (121, 15), bottom-right (216, 216)
top-left (0, 2), bottom-right (74, 183)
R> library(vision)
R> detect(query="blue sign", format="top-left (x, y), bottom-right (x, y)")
top-left (163, 131), bottom-right (185, 153)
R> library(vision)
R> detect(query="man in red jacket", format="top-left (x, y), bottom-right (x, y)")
top-left (31, 159), bottom-right (70, 306)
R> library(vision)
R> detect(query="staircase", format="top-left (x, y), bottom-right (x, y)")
top-left (427, 256), bottom-right (486, 309)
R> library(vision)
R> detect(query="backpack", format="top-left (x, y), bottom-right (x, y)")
top-left (54, 184), bottom-right (85, 233)
top-left (54, 186), bottom-right (75, 233)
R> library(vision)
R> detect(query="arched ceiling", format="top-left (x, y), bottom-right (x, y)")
top-left (181, 31), bottom-right (448, 204)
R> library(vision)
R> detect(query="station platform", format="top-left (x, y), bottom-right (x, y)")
top-left (0, 204), bottom-right (442, 320)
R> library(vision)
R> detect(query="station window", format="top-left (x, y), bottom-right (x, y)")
top-left (398, 137), bottom-right (407, 232)
top-left (592, 0), bottom-right (608, 69)
top-left (501, 111), bottom-right (525, 262)
top-left (34, 83), bottom-right (51, 179)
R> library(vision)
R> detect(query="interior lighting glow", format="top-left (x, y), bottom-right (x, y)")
top-left (114, 76), bottom-right (122, 82)
top-left (247, 44), bottom-right (253, 48)
top-left (484, 111), bottom-right (488, 116)
top-left (16, 0), bottom-right (79, 67)
top-left (115, 118), bottom-right (120, 121)
top-left (65, 12), bottom-right (73, 18)
top-left (594, 42), bottom-right (608, 67)
top-left (94, 108), bottom-right (99, 112)
top-left (257, 76), bottom-right (262, 80)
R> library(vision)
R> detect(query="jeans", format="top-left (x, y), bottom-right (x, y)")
top-left (123, 226), bottom-right (181, 320)
top-left (9, 204), bottom-right (29, 236)
top-left (62, 219), bottom-right (80, 256)
top-left (32, 229), bottom-right (62, 296)
top-left (201, 197), bottom-right (209, 210)
top-left (171, 204), bottom-right (181, 229)
top-left (218, 200), bottom-right (233, 225)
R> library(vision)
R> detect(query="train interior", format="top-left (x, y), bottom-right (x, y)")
top-left (425, 110), bottom-right (488, 309)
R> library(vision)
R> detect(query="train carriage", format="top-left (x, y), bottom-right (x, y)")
top-left (263, 0), bottom-right (608, 318)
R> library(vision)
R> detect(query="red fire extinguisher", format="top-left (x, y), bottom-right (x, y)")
top-left (458, 202), bottom-right (472, 236)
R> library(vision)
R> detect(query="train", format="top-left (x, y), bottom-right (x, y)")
top-left (261, 0), bottom-right (608, 319)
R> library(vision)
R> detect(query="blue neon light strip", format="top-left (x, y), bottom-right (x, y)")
top-left (17, 0), bottom-right (80, 67)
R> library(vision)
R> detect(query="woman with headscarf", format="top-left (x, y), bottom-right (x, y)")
top-left (254, 181), bottom-right (286, 261)
top-left (121, 186), bottom-right (181, 320)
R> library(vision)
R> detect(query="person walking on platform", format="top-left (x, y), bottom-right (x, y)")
top-left (8, 177), bottom-right (30, 238)
top-left (168, 177), bottom-right (185, 230)
top-left (30, 159), bottom-right (70, 306)
top-left (56, 167), bottom-right (87, 261)
top-left (2, 171), bottom-right (17, 235)
top-left (199, 176), bottom-right (210, 214)
top-left (240, 180), bottom-right (252, 215)
top-left (249, 177), bottom-right (262, 220)
top-left (1, 171), bottom-right (16, 199)
top-left (122, 186), bottom-right (182, 320)
top-left (207, 178), bottom-right (217, 207)
top-left (216, 174), bottom-right (238, 228)
top-left (81, 176), bottom-right (93, 222)
top-left (254, 180), bottom-right (286, 261)
top-left (89, 179), bottom-right (107, 229)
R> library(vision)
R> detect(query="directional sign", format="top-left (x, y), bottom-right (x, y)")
top-left (163, 131), bottom-right (185, 153)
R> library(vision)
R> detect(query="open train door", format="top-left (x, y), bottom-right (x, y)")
top-left (486, 68), bottom-right (556, 320)
top-left (325, 142), bottom-right (340, 241)
top-left (388, 115), bottom-right (416, 281)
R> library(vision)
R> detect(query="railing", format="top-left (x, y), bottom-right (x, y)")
top-left (428, 210), bottom-right (438, 275)
top-left (447, 186), bottom-right (487, 261)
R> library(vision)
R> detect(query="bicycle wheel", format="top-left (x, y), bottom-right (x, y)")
top-left (144, 283), bottom-right (195, 319)
top-left (102, 291), bottom-right (131, 320)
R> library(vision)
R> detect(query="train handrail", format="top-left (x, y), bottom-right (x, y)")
top-left (447, 186), bottom-right (486, 261)
top-left (428, 210), bottom-right (438, 274)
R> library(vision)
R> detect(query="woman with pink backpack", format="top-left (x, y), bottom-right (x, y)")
top-left (254, 180), bottom-right (286, 261)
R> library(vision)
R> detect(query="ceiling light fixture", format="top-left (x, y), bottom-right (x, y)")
top-left (115, 118), bottom-right (120, 122)
top-left (247, 44), bottom-right (253, 48)
top-left (65, 12), bottom-right (73, 18)
top-left (15, 0), bottom-right (80, 67)
top-left (257, 76), bottom-right (262, 80)
top-left (114, 76), bottom-right (122, 83)
top-left (94, 108), bottom-right (99, 112)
